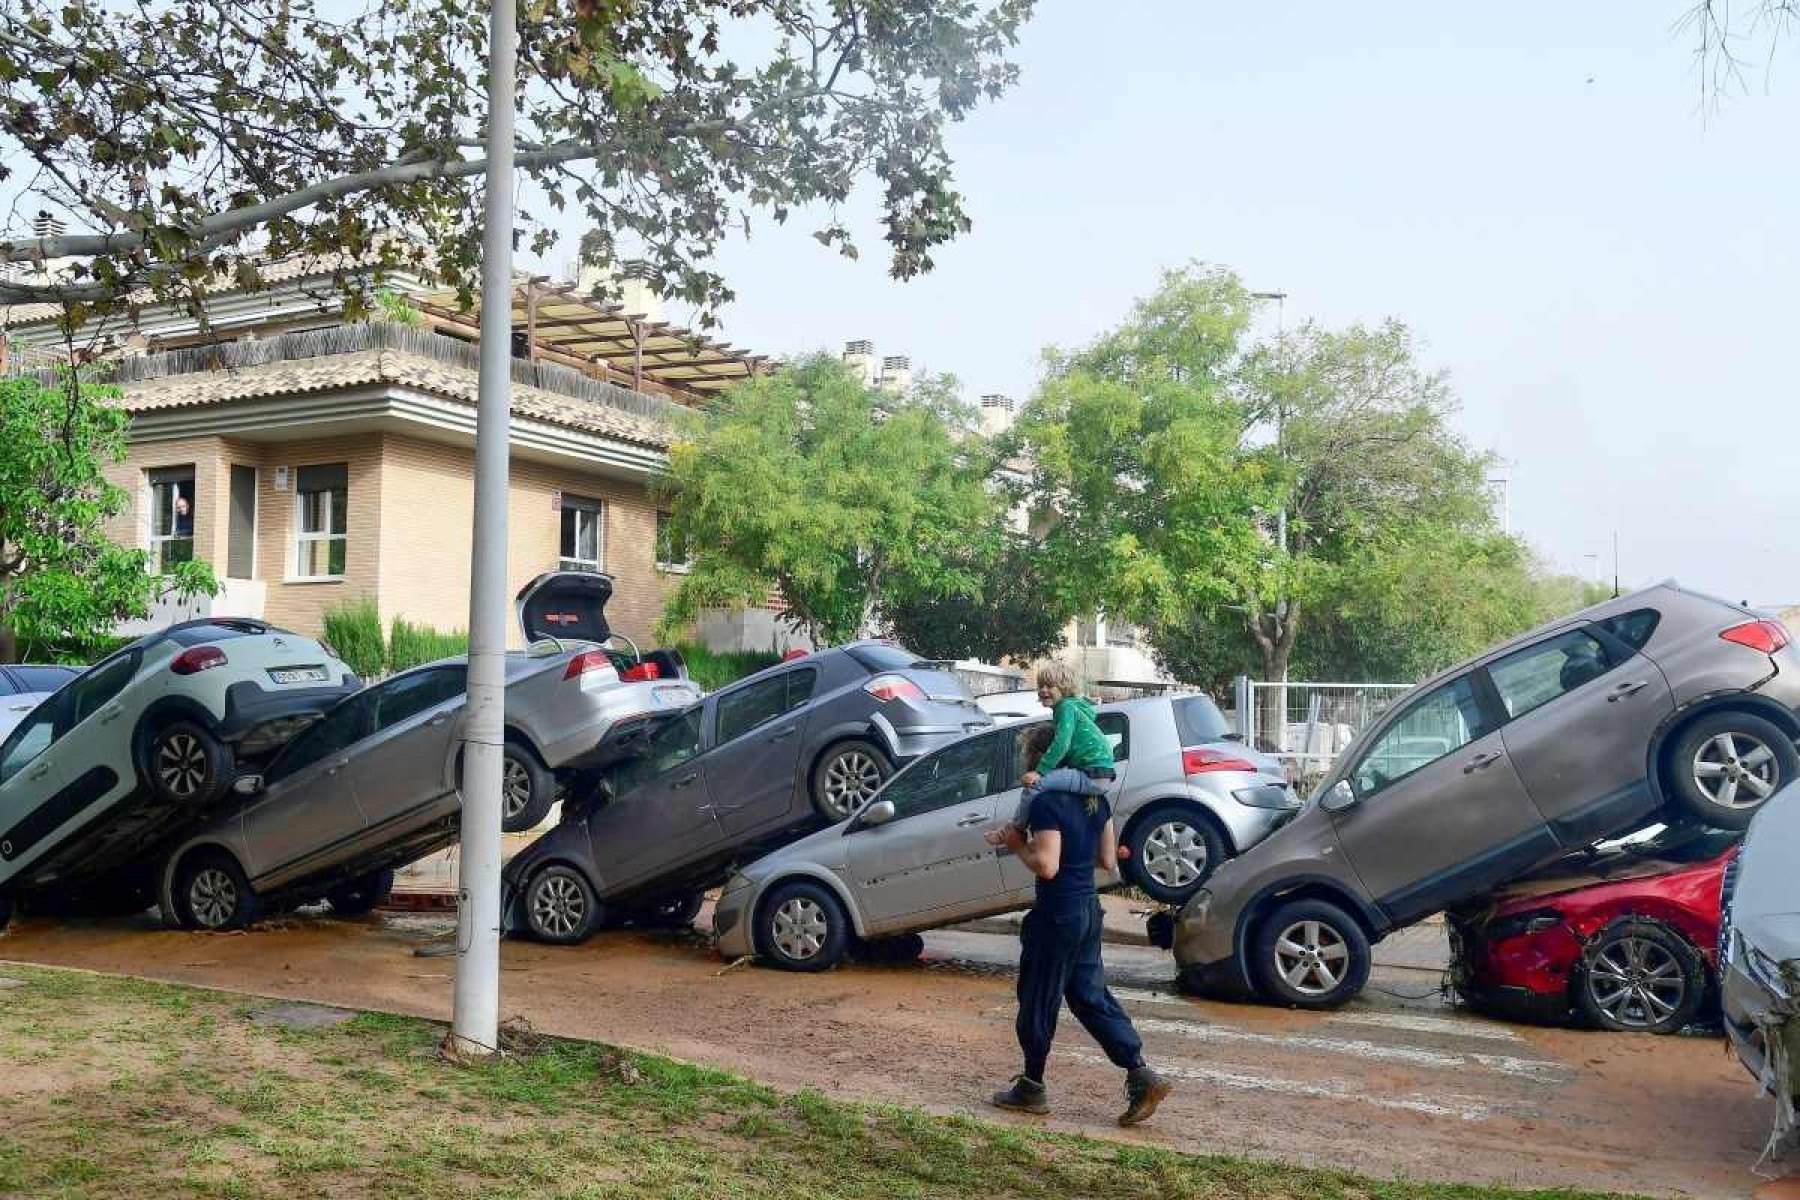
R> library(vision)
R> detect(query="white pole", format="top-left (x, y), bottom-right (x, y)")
top-left (451, 0), bottom-right (517, 1058)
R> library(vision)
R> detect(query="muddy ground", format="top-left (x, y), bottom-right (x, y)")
top-left (0, 909), bottom-right (1787, 1198)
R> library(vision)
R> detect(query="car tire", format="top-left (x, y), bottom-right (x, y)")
top-left (1250, 898), bottom-right (1371, 1010)
top-left (173, 850), bottom-right (261, 931)
top-left (146, 721), bottom-right (234, 808)
top-left (1664, 711), bottom-right (1798, 831)
top-left (1571, 919), bottom-right (1706, 1035)
top-left (500, 743), bottom-right (557, 834)
top-left (853, 932), bottom-right (926, 964)
top-left (325, 868), bottom-right (396, 918)
top-left (523, 864), bottom-right (601, 945)
top-left (810, 740), bottom-right (892, 822)
top-left (757, 880), bottom-right (849, 972)
top-left (1124, 803), bottom-right (1227, 905)
top-left (629, 892), bottom-right (703, 930)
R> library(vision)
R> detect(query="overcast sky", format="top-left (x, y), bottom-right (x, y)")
top-left (555, 2), bottom-right (1800, 603)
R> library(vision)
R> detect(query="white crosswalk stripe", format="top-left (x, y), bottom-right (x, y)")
top-left (1129, 1016), bottom-right (1564, 1080)
top-left (1326, 1011), bottom-right (1524, 1043)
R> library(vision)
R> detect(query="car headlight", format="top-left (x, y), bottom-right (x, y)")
top-left (1744, 940), bottom-right (1794, 999)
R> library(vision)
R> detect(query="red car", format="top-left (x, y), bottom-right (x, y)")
top-left (1447, 827), bottom-right (1739, 1034)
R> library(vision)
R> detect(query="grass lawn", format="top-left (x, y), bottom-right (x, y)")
top-left (0, 964), bottom-right (1631, 1200)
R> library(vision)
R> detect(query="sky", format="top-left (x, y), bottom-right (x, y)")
top-left (537, 2), bottom-right (1799, 605)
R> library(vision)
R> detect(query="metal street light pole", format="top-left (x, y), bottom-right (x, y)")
top-left (451, 0), bottom-right (517, 1058)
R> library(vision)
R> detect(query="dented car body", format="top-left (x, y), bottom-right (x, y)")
top-left (1721, 780), bottom-right (1800, 1147)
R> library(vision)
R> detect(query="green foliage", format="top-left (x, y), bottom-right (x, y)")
top-left (882, 532), bottom-right (1072, 663)
top-left (321, 600), bottom-right (386, 680)
top-left (658, 357), bottom-right (1000, 646)
top-left (387, 617), bottom-right (467, 674)
top-left (0, 374), bottom-right (217, 663)
top-left (672, 642), bottom-right (781, 692)
top-left (370, 290), bottom-right (423, 327)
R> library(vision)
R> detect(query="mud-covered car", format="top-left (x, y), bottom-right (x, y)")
top-left (1448, 826), bottom-right (1737, 1033)
top-left (1720, 780), bottom-right (1800, 1145)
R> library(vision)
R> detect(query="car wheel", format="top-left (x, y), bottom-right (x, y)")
top-left (325, 869), bottom-right (396, 918)
top-left (757, 880), bottom-right (849, 972)
top-left (853, 932), bottom-right (926, 964)
top-left (524, 864), bottom-right (600, 945)
top-left (174, 851), bottom-right (261, 931)
top-left (630, 892), bottom-right (703, 930)
top-left (811, 741), bottom-right (892, 822)
top-left (147, 721), bottom-right (234, 807)
top-left (1572, 920), bottom-right (1705, 1035)
top-left (1125, 804), bottom-right (1226, 905)
top-left (1250, 899), bottom-right (1371, 1009)
top-left (500, 743), bottom-right (557, 833)
top-left (1665, 712), bottom-right (1798, 831)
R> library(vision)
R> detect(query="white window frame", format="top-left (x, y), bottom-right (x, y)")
top-left (559, 495), bottom-right (605, 573)
top-left (145, 466), bottom-right (196, 574)
top-left (292, 465), bottom-right (349, 582)
top-left (655, 509), bottom-right (691, 574)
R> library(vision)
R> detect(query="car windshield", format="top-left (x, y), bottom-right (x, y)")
top-left (846, 644), bottom-right (927, 673)
top-left (164, 622), bottom-right (266, 647)
top-left (1172, 695), bottom-right (1231, 744)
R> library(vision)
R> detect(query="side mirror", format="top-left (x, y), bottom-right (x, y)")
top-left (1320, 779), bottom-right (1357, 813)
top-left (858, 799), bottom-right (897, 829)
top-left (232, 774), bottom-right (265, 796)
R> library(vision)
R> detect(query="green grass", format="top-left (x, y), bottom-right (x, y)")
top-left (321, 599), bottom-right (387, 679)
top-left (388, 616), bottom-right (470, 673)
top-left (673, 642), bottom-right (781, 691)
top-left (0, 965), bottom-right (1637, 1200)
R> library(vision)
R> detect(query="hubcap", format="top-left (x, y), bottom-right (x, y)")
top-left (502, 759), bottom-right (532, 819)
top-left (158, 732), bottom-right (209, 798)
top-left (822, 752), bottom-right (882, 819)
top-left (188, 867), bottom-right (238, 929)
top-left (1693, 731), bottom-right (1778, 808)
top-left (531, 874), bottom-right (586, 938)
top-left (770, 897), bottom-right (829, 960)
top-left (1142, 820), bottom-right (1208, 889)
top-left (1273, 919), bottom-right (1349, 997)
top-left (1587, 936), bottom-right (1685, 1029)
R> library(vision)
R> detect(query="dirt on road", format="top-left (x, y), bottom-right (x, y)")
top-left (0, 909), bottom-right (1783, 1199)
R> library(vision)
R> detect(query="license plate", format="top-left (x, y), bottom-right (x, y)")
top-left (269, 667), bottom-right (329, 685)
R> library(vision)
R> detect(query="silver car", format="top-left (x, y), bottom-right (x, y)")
top-left (712, 696), bottom-right (1294, 971)
top-left (1720, 780), bottom-right (1799, 1143)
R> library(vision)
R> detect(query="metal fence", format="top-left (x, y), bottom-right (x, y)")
top-left (1232, 676), bottom-right (1414, 784)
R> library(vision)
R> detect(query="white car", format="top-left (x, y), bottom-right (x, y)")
top-left (0, 665), bottom-right (79, 743)
top-left (0, 619), bottom-right (357, 922)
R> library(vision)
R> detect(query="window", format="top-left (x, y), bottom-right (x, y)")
top-left (64, 654), bottom-right (137, 728)
top-left (1097, 712), bottom-right (1131, 763)
top-left (1105, 618), bottom-right (1139, 648)
top-left (1353, 675), bottom-right (1494, 798)
top-left (1172, 696), bottom-right (1231, 746)
top-left (716, 669), bottom-right (812, 744)
top-left (655, 510), bottom-right (691, 572)
top-left (1487, 629), bottom-right (1617, 720)
top-left (294, 463), bottom-right (348, 579)
top-left (0, 703), bottom-right (59, 785)
top-left (883, 733), bottom-right (999, 819)
top-left (845, 644), bottom-right (923, 673)
top-left (9, 667), bottom-right (75, 695)
top-left (147, 465), bottom-right (195, 573)
top-left (372, 667), bottom-right (467, 731)
top-left (608, 708), bottom-right (704, 798)
top-left (559, 495), bottom-right (604, 573)
top-left (266, 693), bottom-right (377, 783)
top-left (1598, 609), bottom-right (1660, 653)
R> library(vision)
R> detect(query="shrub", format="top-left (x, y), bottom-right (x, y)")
top-left (673, 642), bottom-right (780, 692)
top-left (388, 617), bottom-right (469, 673)
top-left (322, 600), bottom-right (387, 679)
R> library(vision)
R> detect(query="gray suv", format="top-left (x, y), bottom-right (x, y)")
top-left (1176, 583), bottom-right (1800, 1009)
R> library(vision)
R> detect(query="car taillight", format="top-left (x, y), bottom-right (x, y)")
top-left (865, 674), bottom-right (926, 703)
top-left (1721, 620), bottom-right (1791, 655)
top-left (620, 662), bottom-right (662, 682)
top-left (1182, 747), bottom-right (1256, 775)
top-left (171, 645), bottom-right (228, 675)
top-left (563, 649), bottom-right (614, 681)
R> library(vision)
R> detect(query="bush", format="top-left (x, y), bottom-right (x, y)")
top-left (389, 617), bottom-right (469, 673)
top-left (673, 642), bottom-right (780, 692)
top-left (322, 600), bottom-right (387, 679)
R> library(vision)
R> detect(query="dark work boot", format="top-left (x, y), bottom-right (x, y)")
top-left (989, 1074), bottom-right (1050, 1115)
top-left (1119, 1065), bottom-right (1172, 1127)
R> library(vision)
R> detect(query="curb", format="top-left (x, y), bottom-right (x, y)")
top-left (955, 915), bottom-right (1153, 948)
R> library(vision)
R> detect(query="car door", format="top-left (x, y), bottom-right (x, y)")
top-left (1486, 624), bottom-right (1674, 846)
top-left (348, 666), bottom-right (468, 834)
top-left (703, 667), bottom-right (817, 839)
top-left (842, 730), bottom-right (1009, 930)
top-left (1330, 671), bottom-right (1554, 926)
top-left (587, 705), bottom-right (724, 893)
top-left (0, 694), bottom-right (71, 879)
top-left (238, 691), bottom-right (376, 885)
top-left (995, 712), bottom-right (1134, 897)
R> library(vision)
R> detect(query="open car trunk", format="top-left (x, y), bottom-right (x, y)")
top-left (516, 571), bottom-right (614, 646)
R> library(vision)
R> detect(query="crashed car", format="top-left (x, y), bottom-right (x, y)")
top-left (1721, 779), bottom-right (1800, 1146)
top-left (505, 641), bottom-right (993, 943)
top-left (1176, 582), bottom-right (1800, 1010)
top-left (1448, 826), bottom-right (1737, 1033)
top-left (150, 572), bottom-right (700, 929)
top-left (0, 620), bottom-right (358, 928)
top-left (0, 665), bottom-right (79, 743)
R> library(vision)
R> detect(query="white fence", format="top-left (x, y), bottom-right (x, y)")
top-left (1232, 676), bottom-right (1413, 781)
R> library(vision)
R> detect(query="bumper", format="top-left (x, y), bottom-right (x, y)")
top-left (871, 700), bottom-right (993, 764)
top-left (1455, 980), bottom-right (1573, 1024)
top-left (1722, 955), bottom-right (1800, 1105)
top-left (222, 679), bottom-right (360, 754)
top-left (1175, 954), bottom-right (1256, 1001)
top-left (712, 884), bottom-right (755, 959)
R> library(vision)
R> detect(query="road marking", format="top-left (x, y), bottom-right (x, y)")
top-left (1131, 1016), bottom-right (1564, 1080)
top-left (1326, 1011), bottom-right (1524, 1043)
top-left (1065, 1052), bottom-right (1495, 1122)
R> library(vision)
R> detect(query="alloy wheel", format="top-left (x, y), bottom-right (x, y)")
top-left (771, 897), bottom-right (829, 961)
top-left (1692, 732), bottom-right (1778, 809)
top-left (822, 752), bottom-right (882, 819)
top-left (187, 867), bottom-right (238, 929)
top-left (1586, 937), bottom-right (1685, 1029)
top-left (1142, 820), bottom-right (1208, 889)
top-left (1272, 919), bottom-right (1349, 997)
top-left (502, 758), bottom-right (532, 820)
top-left (530, 874), bottom-right (586, 939)
top-left (158, 732), bottom-right (209, 798)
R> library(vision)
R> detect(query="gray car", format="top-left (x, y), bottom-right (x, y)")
top-left (503, 642), bottom-right (992, 943)
top-left (1176, 582), bottom-right (1800, 1010)
top-left (1720, 780), bottom-right (1799, 1146)
top-left (711, 697), bottom-right (1295, 971)
top-left (151, 573), bottom-right (701, 929)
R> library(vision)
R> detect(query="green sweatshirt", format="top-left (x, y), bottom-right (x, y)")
top-left (1037, 696), bottom-right (1114, 773)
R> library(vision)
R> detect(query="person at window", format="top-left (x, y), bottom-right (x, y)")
top-left (172, 493), bottom-right (193, 537)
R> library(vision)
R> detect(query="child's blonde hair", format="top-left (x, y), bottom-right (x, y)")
top-left (1036, 662), bottom-right (1078, 696)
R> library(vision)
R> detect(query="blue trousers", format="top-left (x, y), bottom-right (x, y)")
top-left (1016, 898), bottom-right (1144, 1082)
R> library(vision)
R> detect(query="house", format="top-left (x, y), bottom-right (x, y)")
top-left (1, 257), bottom-right (771, 647)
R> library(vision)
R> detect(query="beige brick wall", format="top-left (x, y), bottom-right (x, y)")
top-left (102, 435), bottom-right (232, 567)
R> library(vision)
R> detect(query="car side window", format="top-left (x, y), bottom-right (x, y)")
top-left (373, 667), bottom-right (467, 732)
top-left (0, 672), bottom-right (14, 696)
top-left (267, 693), bottom-right (377, 782)
top-left (1486, 629), bottom-right (1618, 721)
top-left (715, 673), bottom-right (793, 744)
top-left (882, 733), bottom-right (999, 820)
top-left (608, 708), bottom-right (704, 798)
top-left (1352, 675), bottom-right (1494, 798)
top-left (63, 654), bottom-right (138, 729)
top-left (785, 668), bottom-right (816, 711)
top-left (0, 701), bottom-right (62, 785)
top-left (10, 667), bottom-right (73, 694)
top-left (1097, 713), bottom-right (1130, 763)
top-left (1009, 722), bottom-right (1051, 783)
top-left (1597, 609), bottom-right (1660, 652)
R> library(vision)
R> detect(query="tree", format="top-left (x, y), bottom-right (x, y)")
top-left (882, 532), bottom-right (1071, 663)
top-left (657, 356), bottom-right (997, 647)
top-left (0, 0), bottom-right (1032, 331)
top-left (0, 374), bottom-right (215, 662)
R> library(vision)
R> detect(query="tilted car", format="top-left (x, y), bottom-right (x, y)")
top-left (711, 698), bottom-right (1296, 972)
top-left (1448, 826), bottom-right (1737, 1034)
top-left (0, 665), bottom-right (79, 743)
top-left (1720, 780), bottom-right (1800, 1143)
top-left (505, 641), bottom-right (992, 943)
top-left (0, 619), bottom-right (357, 927)
top-left (1175, 583), bottom-right (1800, 1010)
top-left (152, 572), bottom-right (701, 929)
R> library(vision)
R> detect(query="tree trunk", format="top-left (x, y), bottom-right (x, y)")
top-left (0, 624), bottom-right (16, 666)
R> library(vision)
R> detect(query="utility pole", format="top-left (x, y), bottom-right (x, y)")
top-left (451, 0), bottom-right (517, 1059)
top-left (1612, 531), bottom-right (1621, 599)
top-left (1251, 289), bottom-right (1290, 750)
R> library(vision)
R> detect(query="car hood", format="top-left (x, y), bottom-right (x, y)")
top-left (741, 818), bottom-right (852, 877)
top-left (515, 571), bottom-right (613, 645)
